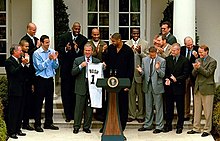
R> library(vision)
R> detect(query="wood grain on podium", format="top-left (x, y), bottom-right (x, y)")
top-left (104, 92), bottom-right (121, 135)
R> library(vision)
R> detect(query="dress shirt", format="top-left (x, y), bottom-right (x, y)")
top-left (33, 47), bottom-right (59, 78)
top-left (186, 48), bottom-right (191, 59)
top-left (27, 33), bottom-right (35, 45)
top-left (131, 38), bottom-right (140, 48)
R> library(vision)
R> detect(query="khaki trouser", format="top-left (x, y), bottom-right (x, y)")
top-left (128, 80), bottom-right (145, 119)
top-left (193, 91), bottom-right (214, 133)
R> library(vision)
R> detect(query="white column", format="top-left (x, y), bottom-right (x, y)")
top-left (173, 0), bottom-right (195, 46)
top-left (32, 0), bottom-right (54, 49)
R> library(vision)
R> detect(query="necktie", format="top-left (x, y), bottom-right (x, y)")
top-left (150, 59), bottom-right (154, 76)
top-left (186, 50), bottom-right (191, 60)
top-left (32, 38), bottom-right (35, 45)
top-left (87, 57), bottom-right (90, 63)
top-left (173, 57), bottom-right (176, 65)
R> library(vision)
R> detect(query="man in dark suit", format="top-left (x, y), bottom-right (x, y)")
top-left (187, 45), bottom-right (217, 137)
top-left (20, 23), bottom-right (39, 130)
top-left (5, 45), bottom-right (29, 139)
top-left (180, 36), bottom-right (199, 121)
top-left (163, 43), bottom-right (189, 134)
top-left (161, 21), bottom-right (177, 45)
top-left (100, 33), bottom-right (134, 140)
top-left (72, 43), bottom-right (100, 134)
top-left (58, 22), bottom-right (88, 122)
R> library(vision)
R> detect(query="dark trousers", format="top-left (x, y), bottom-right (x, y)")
top-left (74, 91), bottom-right (93, 129)
top-left (165, 88), bottom-right (185, 129)
top-left (23, 81), bottom-right (36, 125)
top-left (34, 76), bottom-right (54, 127)
top-left (61, 76), bottom-right (75, 120)
top-left (7, 96), bottom-right (24, 135)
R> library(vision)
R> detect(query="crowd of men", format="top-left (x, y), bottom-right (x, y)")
top-left (4, 21), bottom-right (217, 140)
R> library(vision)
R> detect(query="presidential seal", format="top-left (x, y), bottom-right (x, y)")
top-left (107, 76), bottom-right (119, 88)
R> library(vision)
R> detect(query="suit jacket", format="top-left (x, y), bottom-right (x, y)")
top-left (158, 44), bottom-right (172, 58)
top-left (88, 40), bottom-right (106, 61)
top-left (165, 55), bottom-right (189, 95)
top-left (125, 39), bottom-right (148, 83)
top-left (192, 55), bottom-right (217, 95)
top-left (58, 32), bottom-right (88, 78)
top-left (20, 34), bottom-right (39, 82)
top-left (180, 45), bottom-right (199, 81)
top-left (72, 56), bottom-right (100, 95)
top-left (5, 56), bottom-right (25, 97)
top-left (166, 33), bottom-right (177, 45)
top-left (142, 55), bottom-right (166, 94)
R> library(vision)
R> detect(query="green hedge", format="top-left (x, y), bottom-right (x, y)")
top-left (213, 85), bottom-right (220, 138)
top-left (0, 75), bottom-right (7, 141)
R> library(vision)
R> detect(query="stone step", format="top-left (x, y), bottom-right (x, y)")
top-left (39, 95), bottom-right (205, 130)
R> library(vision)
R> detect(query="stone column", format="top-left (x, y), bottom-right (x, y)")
top-left (173, 0), bottom-right (195, 45)
top-left (32, 0), bottom-right (54, 48)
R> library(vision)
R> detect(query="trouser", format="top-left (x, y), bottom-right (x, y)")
top-left (74, 93), bottom-right (93, 129)
top-left (184, 77), bottom-right (194, 118)
top-left (23, 81), bottom-right (35, 125)
top-left (61, 76), bottom-right (75, 120)
top-left (34, 76), bottom-right (54, 127)
top-left (128, 80), bottom-right (145, 119)
top-left (7, 96), bottom-right (24, 135)
top-left (165, 88), bottom-right (184, 129)
top-left (144, 82), bottom-right (164, 129)
top-left (193, 91), bottom-right (214, 133)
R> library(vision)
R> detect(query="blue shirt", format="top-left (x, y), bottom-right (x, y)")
top-left (33, 47), bottom-right (59, 78)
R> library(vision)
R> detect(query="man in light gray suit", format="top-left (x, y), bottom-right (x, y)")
top-left (125, 28), bottom-right (149, 123)
top-left (137, 46), bottom-right (166, 134)
top-left (72, 43), bottom-right (100, 134)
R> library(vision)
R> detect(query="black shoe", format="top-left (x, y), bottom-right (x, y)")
top-left (44, 124), bottom-right (59, 130)
top-left (65, 119), bottom-right (71, 122)
top-left (35, 126), bottom-right (44, 132)
top-left (201, 132), bottom-right (209, 137)
top-left (73, 128), bottom-right (79, 134)
top-left (99, 128), bottom-right (103, 133)
top-left (162, 126), bottom-right (172, 133)
top-left (176, 128), bottom-right (183, 134)
top-left (184, 117), bottom-right (190, 121)
top-left (9, 134), bottom-right (18, 139)
top-left (123, 135), bottom-right (127, 141)
top-left (138, 127), bottom-right (152, 131)
top-left (137, 119), bottom-right (145, 123)
top-left (83, 128), bottom-right (91, 133)
top-left (22, 124), bottom-right (34, 131)
top-left (17, 130), bottom-right (26, 136)
top-left (187, 130), bottom-right (200, 134)
top-left (153, 129), bottom-right (162, 134)
top-left (127, 118), bottom-right (134, 122)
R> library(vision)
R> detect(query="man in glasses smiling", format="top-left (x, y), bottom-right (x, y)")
top-left (161, 21), bottom-right (177, 45)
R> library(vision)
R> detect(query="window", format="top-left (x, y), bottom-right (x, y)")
top-left (86, 0), bottom-right (143, 43)
top-left (0, 0), bottom-right (7, 67)
top-left (87, 0), bottom-right (109, 44)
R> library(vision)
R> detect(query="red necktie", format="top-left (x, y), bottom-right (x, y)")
top-left (87, 57), bottom-right (90, 62)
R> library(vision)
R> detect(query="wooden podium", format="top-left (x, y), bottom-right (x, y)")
top-left (96, 77), bottom-right (130, 141)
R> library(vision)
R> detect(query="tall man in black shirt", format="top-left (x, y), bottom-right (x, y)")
top-left (101, 33), bottom-right (134, 140)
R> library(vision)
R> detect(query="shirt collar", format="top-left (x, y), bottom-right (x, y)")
top-left (27, 33), bottom-right (34, 39)
top-left (12, 55), bottom-right (19, 61)
top-left (131, 38), bottom-right (140, 45)
top-left (72, 32), bottom-right (78, 40)
top-left (39, 47), bottom-right (50, 53)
